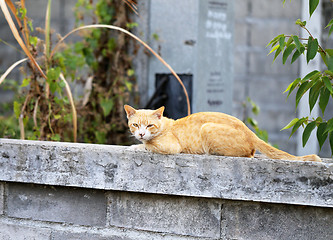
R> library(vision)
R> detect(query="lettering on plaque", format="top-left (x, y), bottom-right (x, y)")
top-left (206, 71), bottom-right (224, 106)
top-left (205, 2), bottom-right (232, 41)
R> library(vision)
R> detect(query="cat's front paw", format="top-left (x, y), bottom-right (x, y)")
top-left (128, 144), bottom-right (147, 152)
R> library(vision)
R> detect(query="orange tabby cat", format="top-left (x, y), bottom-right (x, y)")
top-left (124, 105), bottom-right (321, 162)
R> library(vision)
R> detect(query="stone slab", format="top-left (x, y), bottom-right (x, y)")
top-left (0, 215), bottom-right (209, 240)
top-left (0, 222), bottom-right (51, 240)
top-left (7, 183), bottom-right (107, 226)
top-left (0, 139), bottom-right (332, 208)
top-left (221, 201), bottom-right (333, 240)
top-left (108, 191), bottom-right (221, 238)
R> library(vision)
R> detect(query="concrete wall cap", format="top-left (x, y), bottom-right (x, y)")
top-left (0, 138), bottom-right (332, 208)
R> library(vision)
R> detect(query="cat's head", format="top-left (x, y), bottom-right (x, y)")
top-left (124, 105), bottom-right (165, 142)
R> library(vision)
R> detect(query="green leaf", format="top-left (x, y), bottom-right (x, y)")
top-left (326, 49), bottom-right (333, 57)
top-left (13, 101), bottom-right (21, 118)
top-left (319, 88), bottom-right (330, 116)
top-left (302, 70), bottom-right (320, 81)
top-left (325, 70), bottom-right (333, 78)
top-left (247, 117), bottom-right (258, 128)
top-left (295, 81), bottom-right (310, 109)
top-left (125, 81), bottom-right (133, 91)
top-left (127, 69), bottom-right (135, 77)
top-left (126, 22), bottom-right (138, 29)
top-left (306, 37), bottom-right (319, 63)
top-left (291, 47), bottom-right (305, 64)
top-left (322, 76), bottom-right (333, 94)
top-left (279, 36), bottom-right (285, 51)
top-left (284, 82), bottom-right (294, 94)
top-left (29, 36), bottom-right (38, 47)
top-left (309, 0), bottom-right (319, 17)
top-left (295, 19), bottom-right (306, 27)
top-left (273, 47), bottom-right (282, 62)
top-left (282, 44), bottom-right (296, 64)
top-left (285, 36), bottom-right (294, 48)
top-left (107, 38), bottom-right (116, 52)
top-left (328, 55), bottom-right (333, 72)
top-left (100, 98), bottom-right (114, 117)
top-left (51, 134), bottom-right (61, 141)
top-left (20, 78), bottom-right (31, 87)
top-left (95, 131), bottom-right (106, 144)
top-left (47, 68), bottom-right (61, 82)
top-left (284, 78), bottom-right (301, 99)
top-left (290, 118), bottom-right (307, 138)
top-left (281, 118), bottom-right (299, 131)
top-left (309, 80), bottom-right (322, 112)
top-left (325, 119), bottom-right (333, 134)
top-left (58, 80), bottom-right (66, 89)
top-left (329, 25), bottom-right (333, 37)
top-left (302, 121), bottom-right (317, 147)
top-left (267, 34), bottom-right (285, 48)
top-left (46, 68), bottom-right (62, 94)
top-left (246, 97), bottom-right (260, 115)
top-left (152, 33), bottom-right (159, 41)
top-left (268, 45), bottom-right (280, 55)
top-left (325, 19), bottom-right (333, 29)
top-left (317, 122), bottom-right (328, 151)
top-left (292, 35), bottom-right (302, 52)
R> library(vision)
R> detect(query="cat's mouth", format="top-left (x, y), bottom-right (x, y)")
top-left (136, 135), bottom-right (152, 141)
top-left (138, 136), bottom-right (149, 141)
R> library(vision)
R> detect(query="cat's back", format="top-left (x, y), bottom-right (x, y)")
top-left (173, 112), bottom-right (243, 128)
top-left (169, 112), bottom-right (247, 154)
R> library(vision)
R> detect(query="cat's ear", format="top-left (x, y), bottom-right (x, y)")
top-left (153, 106), bottom-right (165, 119)
top-left (124, 105), bottom-right (136, 118)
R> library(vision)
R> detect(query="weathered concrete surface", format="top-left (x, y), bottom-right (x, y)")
top-left (0, 222), bottom-right (52, 240)
top-left (1, 182), bottom-right (333, 240)
top-left (0, 182), bottom-right (4, 215)
top-left (0, 138), bottom-right (332, 208)
top-left (107, 191), bottom-right (221, 238)
top-left (7, 183), bottom-right (106, 226)
top-left (221, 201), bottom-right (333, 240)
top-left (0, 213), bottom-right (210, 240)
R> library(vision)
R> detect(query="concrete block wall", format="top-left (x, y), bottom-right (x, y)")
top-left (1, 183), bottom-right (333, 240)
top-left (0, 139), bottom-right (332, 239)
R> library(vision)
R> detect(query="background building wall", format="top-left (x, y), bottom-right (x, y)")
top-left (232, 0), bottom-right (302, 154)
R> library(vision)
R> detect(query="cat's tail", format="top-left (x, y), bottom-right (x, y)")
top-left (253, 136), bottom-right (321, 162)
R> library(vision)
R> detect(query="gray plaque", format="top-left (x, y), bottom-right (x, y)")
top-left (194, 0), bottom-right (234, 113)
top-left (147, 0), bottom-right (234, 114)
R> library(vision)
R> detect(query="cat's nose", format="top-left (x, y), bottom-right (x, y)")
top-left (139, 133), bottom-right (145, 138)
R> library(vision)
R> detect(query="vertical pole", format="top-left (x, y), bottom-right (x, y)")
top-left (297, 0), bottom-right (321, 156)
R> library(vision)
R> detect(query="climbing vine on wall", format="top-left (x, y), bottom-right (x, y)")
top-left (68, 0), bottom-right (138, 144)
top-left (0, 0), bottom-right (138, 145)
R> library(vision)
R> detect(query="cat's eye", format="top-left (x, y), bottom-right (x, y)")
top-left (132, 123), bottom-right (139, 128)
top-left (147, 124), bottom-right (154, 128)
